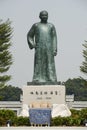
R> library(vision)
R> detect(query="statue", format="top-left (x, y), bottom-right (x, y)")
top-left (27, 11), bottom-right (57, 83)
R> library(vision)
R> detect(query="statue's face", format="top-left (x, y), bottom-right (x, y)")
top-left (40, 13), bottom-right (48, 23)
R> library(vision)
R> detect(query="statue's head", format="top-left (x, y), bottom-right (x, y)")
top-left (39, 10), bottom-right (48, 23)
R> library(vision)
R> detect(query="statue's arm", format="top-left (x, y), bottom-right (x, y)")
top-left (27, 24), bottom-right (35, 49)
top-left (52, 25), bottom-right (57, 56)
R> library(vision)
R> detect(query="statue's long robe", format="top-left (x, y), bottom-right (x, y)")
top-left (27, 22), bottom-right (57, 83)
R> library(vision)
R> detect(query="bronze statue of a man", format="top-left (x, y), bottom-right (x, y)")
top-left (27, 10), bottom-right (57, 83)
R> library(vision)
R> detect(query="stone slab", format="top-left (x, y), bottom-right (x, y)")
top-left (29, 108), bottom-right (51, 125)
top-left (23, 85), bottom-right (65, 105)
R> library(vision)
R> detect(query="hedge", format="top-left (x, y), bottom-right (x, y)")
top-left (0, 108), bottom-right (87, 126)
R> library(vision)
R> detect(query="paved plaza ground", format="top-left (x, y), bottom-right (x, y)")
top-left (0, 127), bottom-right (87, 130)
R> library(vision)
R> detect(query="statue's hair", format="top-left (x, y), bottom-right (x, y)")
top-left (39, 10), bottom-right (48, 18)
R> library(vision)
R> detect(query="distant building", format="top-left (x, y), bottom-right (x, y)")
top-left (66, 94), bottom-right (87, 110)
top-left (0, 101), bottom-right (22, 116)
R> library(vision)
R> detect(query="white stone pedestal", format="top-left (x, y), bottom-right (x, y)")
top-left (23, 85), bottom-right (65, 105)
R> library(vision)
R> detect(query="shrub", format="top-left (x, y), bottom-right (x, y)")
top-left (51, 109), bottom-right (87, 126)
top-left (0, 109), bottom-right (87, 126)
top-left (15, 116), bottom-right (30, 126)
top-left (51, 116), bottom-right (64, 126)
top-left (0, 109), bottom-right (16, 126)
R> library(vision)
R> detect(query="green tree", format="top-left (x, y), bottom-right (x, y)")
top-left (0, 19), bottom-right (12, 88)
top-left (0, 85), bottom-right (22, 101)
top-left (65, 78), bottom-right (87, 101)
top-left (80, 41), bottom-right (87, 74)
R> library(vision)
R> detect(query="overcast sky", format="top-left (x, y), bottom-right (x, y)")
top-left (0, 0), bottom-right (87, 87)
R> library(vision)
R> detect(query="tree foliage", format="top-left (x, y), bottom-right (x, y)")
top-left (0, 85), bottom-right (22, 101)
top-left (80, 41), bottom-right (87, 74)
top-left (65, 78), bottom-right (87, 101)
top-left (0, 19), bottom-right (13, 88)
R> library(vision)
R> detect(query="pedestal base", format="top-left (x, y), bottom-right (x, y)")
top-left (19, 85), bottom-right (71, 117)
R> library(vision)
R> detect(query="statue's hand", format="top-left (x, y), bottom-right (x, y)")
top-left (33, 44), bottom-right (36, 48)
top-left (54, 50), bottom-right (57, 56)
top-left (32, 43), bottom-right (36, 49)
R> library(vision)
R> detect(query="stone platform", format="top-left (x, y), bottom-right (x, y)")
top-left (0, 127), bottom-right (87, 130)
